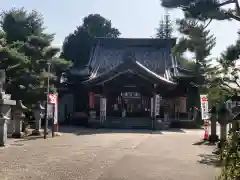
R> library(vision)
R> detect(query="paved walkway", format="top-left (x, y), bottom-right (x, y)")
top-left (0, 128), bottom-right (218, 180)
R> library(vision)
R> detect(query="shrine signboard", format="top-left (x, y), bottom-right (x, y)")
top-left (200, 94), bottom-right (209, 120)
top-left (47, 103), bottom-right (54, 119)
top-left (155, 94), bottom-right (161, 116)
top-left (48, 94), bottom-right (58, 124)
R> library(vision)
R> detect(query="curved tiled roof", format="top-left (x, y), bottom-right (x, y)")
top-left (84, 45), bottom-right (177, 86)
top-left (87, 38), bottom-right (178, 82)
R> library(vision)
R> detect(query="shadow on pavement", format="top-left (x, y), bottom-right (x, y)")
top-left (193, 140), bottom-right (217, 146)
top-left (13, 136), bottom-right (51, 143)
top-left (162, 128), bottom-right (186, 133)
top-left (74, 129), bottom-right (163, 136)
top-left (197, 153), bottom-right (222, 167)
top-left (57, 126), bottom-right (187, 136)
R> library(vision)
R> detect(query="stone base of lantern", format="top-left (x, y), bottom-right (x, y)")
top-left (208, 134), bottom-right (219, 143)
top-left (31, 129), bottom-right (43, 136)
top-left (12, 131), bottom-right (24, 138)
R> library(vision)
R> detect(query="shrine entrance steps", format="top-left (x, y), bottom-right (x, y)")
top-left (87, 117), bottom-right (172, 130)
top-left (104, 117), bottom-right (152, 129)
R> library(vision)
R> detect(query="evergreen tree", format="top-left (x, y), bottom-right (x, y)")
top-left (0, 8), bottom-right (71, 105)
top-left (160, 0), bottom-right (240, 22)
top-left (164, 13), bottom-right (173, 38)
top-left (173, 18), bottom-right (216, 85)
top-left (161, 1), bottom-right (240, 179)
top-left (61, 14), bottom-right (121, 68)
top-left (156, 13), bottom-right (174, 38)
top-left (156, 20), bottom-right (165, 38)
top-left (173, 17), bottom-right (216, 125)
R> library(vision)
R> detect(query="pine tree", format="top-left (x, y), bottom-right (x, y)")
top-left (164, 13), bottom-right (173, 39)
top-left (156, 12), bottom-right (174, 39)
top-left (156, 20), bottom-right (165, 39)
top-left (173, 18), bottom-right (216, 82)
top-left (0, 8), bottom-right (71, 106)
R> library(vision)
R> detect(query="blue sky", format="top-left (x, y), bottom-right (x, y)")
top-left (2, 0), bottom-right (239, 59)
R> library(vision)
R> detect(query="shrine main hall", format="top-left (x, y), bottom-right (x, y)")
top-left (59, 37), bottom-right (198, 129)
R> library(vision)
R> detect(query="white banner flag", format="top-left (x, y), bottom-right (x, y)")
top-left (48, 94), bottom-right (58, 124)
top-left (155, 94), bottom-right (161, 116)
top-left (151, 98), bottom-right (153, 117)
top-left (200, 94), bottom-right (209, 120)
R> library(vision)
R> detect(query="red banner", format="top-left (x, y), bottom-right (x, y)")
top-left (89, 92), bottom-right (95, 108)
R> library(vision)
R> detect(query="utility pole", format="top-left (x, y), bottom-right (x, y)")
top-left (44, 62), bottom-right (51, 139)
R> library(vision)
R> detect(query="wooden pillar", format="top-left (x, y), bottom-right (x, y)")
top-left (88, 92), bottom-right (96, 121)
top-left (89, 92), bottom-right (95, 109)
top-left (152, 84), bottom-right (157, 130)
top-left (99, 85), bottom-right (107, 125)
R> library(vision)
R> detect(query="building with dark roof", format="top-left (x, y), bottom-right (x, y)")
top-left (59, 37), bottom-right (199, 129)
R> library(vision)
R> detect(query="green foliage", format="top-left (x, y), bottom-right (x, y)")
top-left (173, 14), bottom-right (216, 113)
top-left (0, 7), bottom-right (71, 106)
top-left (1, 8), bottom-right (45, 43)
top-left (179, 57), bottom-right (196, 70)
top-left (161, 1), bottom-right (240, 179)
top-left (160, 0), bottom-right (240, 21)
top-left (173, 18), bottom-right (216, 82)
top-left (218, 124), bottom-right (240, 180)
top-left (215, 34), bottom-right (240, 95)
top-left (61, 14), bottom-right (121, 68)
top-left (156, 13), bottom-right (174, 38)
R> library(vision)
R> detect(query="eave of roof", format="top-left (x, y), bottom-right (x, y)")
top-left (92, 37), bottom-right (177, 48)
top-left (83, 60), bottom-right (176, 86)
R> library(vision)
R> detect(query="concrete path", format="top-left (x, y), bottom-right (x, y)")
top-left (0, 128), bottom-right (218, 180)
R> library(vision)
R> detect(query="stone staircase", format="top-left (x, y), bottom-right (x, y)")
top-left (104, 117), bottom-right (152, 129)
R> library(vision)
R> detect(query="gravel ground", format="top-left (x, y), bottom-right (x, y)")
top-left (0, 127), bottom-right (218, 180)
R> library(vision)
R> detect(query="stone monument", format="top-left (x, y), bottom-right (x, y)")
top-left (12, 100), bottom-right (28, 138)
top-left (0, 70), bottom-right (16, 146)
top-left (208, 106), bottom-right (219, 143)
top-left (32, 102), bottom-right (45, 135)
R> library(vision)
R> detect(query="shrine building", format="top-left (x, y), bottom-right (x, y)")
top-left (59, 37), bottom-right (198, 129)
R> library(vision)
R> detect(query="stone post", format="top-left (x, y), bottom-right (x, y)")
top-left (32, 102), bottom-right (45, 136)
top-left (208, 106), bottom-right (219, 143)
top-left (12, 100), bottom-right (28, 138)
top-left (7, 119), bottom-right (14, 135)
top-left (0, 114), bottom-right (10, 146)
top-left (218, 105), bottom-right (231, 148)
top-left (0, 69), bottom-right (16, 146)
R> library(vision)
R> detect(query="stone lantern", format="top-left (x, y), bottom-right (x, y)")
top-left (229, 105), bottom-right (240, 135)
top-left (0, 70), bottom-right (16, 146)
top-left (218, 105), bottom-right (231, 144)
top-left (32, 102), bottom-right (45, 136)
top-left (12, 100), bottom-right (28, 138)
top-left (208, 106), bottom-right (219, 143)
top-left (232, 112), bottom-right (240, 131)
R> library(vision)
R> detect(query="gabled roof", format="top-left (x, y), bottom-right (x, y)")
top-left (83, 52), bottom-right (176, 86)
top-left (68, 37), bottom-right (198, 86)
top-left (92, 37), bottom-right (177, 48)
top-left (87, 37), bottom-right (179, 81)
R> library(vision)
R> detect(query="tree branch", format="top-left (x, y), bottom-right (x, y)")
top-left (234, 0), bottom-right (240, 15)
top-left (218, 0), bottom-right (235, 7)
top-left (230, 78), bottom-right (240, 88)
top-left (225, 11), bottom-right (240, 21)
top-left (203, 19), bottom-right (213, 29)
top-left (220, 85), bottom-right (234, 94)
